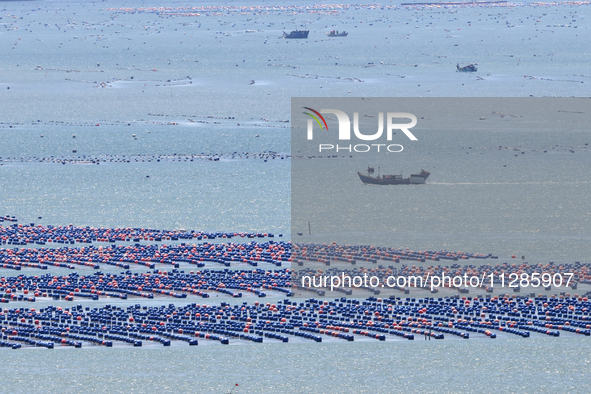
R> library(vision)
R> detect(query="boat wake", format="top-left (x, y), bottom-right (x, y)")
top-left (431, 181), bottom-right (590, 185)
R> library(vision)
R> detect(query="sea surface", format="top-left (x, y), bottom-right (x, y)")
top-left (1, 0), bottom-right (590, 392)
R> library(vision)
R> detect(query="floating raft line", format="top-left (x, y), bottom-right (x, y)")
top-left (0, 151), bottom-right (289, 166)
top-left (293, 242), bottom-right (498, 263)
top-left (401, 1), bottom-right (507, 5)
top-left (1, 295), bottom-right (590, 349)
top-left (1, 259), bottom-right (590, 301)
top-left (0, 240), bottom-right (291, 271)
top-left (1, 223), bottom-right (282, 246)
top-left (0, 269), bottom-right (293, 301)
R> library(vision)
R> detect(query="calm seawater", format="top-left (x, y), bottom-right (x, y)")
top-left (1, 0), bottom-right (590, 392)
top-left (291, 97), bottom-right (591, 262)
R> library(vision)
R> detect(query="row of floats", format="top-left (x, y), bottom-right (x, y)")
top-left (0, 241), bottom-right (290, 271)
top-left (0, 222), bottom-right (508, 273)
top-left (0, 269), bottom-right (293, 302)
top-left (0, 222), bottom-right (281, 246)
top-left (0, 151), bottom-right (288, 166)
top-left (293, 242), bottom-right (497, 263)
top-left (2, 295), bottom-right (591, 349)
top-left (2, 261), bottom-right (590, 303)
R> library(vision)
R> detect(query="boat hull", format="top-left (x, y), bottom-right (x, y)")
top-left (358, 171), bottom-right (430, 185)
top-left (283, 30), bottom-right (309, 39)
top-left (410, 173), bottom-right (429, 184)
top-left (326, 32), bottom-right (348, 37)
top-left (358, 172), bottom-right (410, 185)
top-left (456, 63), bottom-right (477, 72)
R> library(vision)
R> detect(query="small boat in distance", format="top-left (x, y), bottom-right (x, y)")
top-left (456, 63), bottom-right (478, 72)
top-left (358, 166), bottom-right (430, 185)
top-left (283, 30), bottom-right (309, 39)
top-left (326, 30), bottom-right (348, 37)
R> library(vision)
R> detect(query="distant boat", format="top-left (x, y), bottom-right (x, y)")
top-left (326, 30), bottom-right (348, 37)
top-left (358, 167), bottom-right (430, 185)
top-left (456, 63), bottom-right (478, 72)
top-left (283, 30), bottom-right (309, 39)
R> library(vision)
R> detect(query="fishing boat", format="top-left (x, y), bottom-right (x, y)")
top-left (456, 63), bottom-right (478, 72)
top-left (357, 166), bottom-right (430, 185)
top-left (283, 30), bottom-right (309, 39)
top-left (326, 30), bottom-right (348, 37)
